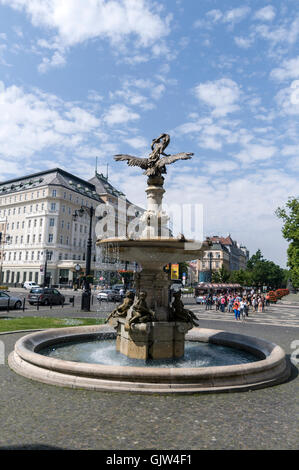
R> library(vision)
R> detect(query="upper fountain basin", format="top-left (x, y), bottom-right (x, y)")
top-left (98, 238), bottom-right (209, 267)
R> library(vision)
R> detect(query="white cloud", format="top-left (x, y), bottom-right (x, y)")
top-left (103, 104), bottom-right (140, 125)
top-left (38, 50), bottom-right (66, 73)
top-left (194, 78), bottom-right (241, 117)
top-left (275, 80), bottom-right (299, 115)
top-left (1, 0), bottom-right (170, 47)
top-left (235, 144), bottom-right (277, 164)
top-left (254, 16), bottom-right (299, 45)
top-left (254, 6), bottom-right (276, 22)
top-left (234, 36), bottom-right (254, 49)
top-left (124, 136), bottom-right (148, 150)
top-left (115, 167), bottom-right (296, 266)
top-left (0, 81), bottom-right (100, 159)
top-left (205, 6), bottom-right (250, 25)
top-left (223, 7), bottom-right (251, 24)
top-left (204, 160), bottom-right (239, 174)
top-left (270, 57), bottom-right (299, 81)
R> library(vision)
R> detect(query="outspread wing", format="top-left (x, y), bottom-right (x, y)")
top-left (157, 152), bottom-right (193, 167)
top-left (114, 154), bottom-right (149, 169)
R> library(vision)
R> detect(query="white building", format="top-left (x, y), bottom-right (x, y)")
top-left (0, 168), bottom-right (142, 287)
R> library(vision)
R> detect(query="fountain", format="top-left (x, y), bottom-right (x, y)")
top-left (8, 134), bottom-right (291, 393)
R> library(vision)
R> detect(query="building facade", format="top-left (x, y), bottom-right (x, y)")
top-left (196, 235), bottom-right (249, 282)
top-left (0, 168), bottom-right (142, 287)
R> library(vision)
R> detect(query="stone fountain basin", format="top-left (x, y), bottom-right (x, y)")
top-left (8, 325), bottom-right (291, 394)
top-left (98, 238), bottom-right (208, 266)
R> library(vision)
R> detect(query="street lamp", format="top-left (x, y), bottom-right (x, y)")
top-left (43, 249), bottom-right (49, 288)
top-left (73, 206), bottom-right (95, 312)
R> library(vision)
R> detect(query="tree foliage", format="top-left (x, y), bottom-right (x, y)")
top-left (276, 197), bottom-right (299, 289)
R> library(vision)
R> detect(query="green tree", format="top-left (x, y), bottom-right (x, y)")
top-left (276, 197), bottom-right (299, 289)
top-left (246, 250), bottom-right (285, 289)
top-left (211, 265), bottom-right (231, 283)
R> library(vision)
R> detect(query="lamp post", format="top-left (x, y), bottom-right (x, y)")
top-left (73, 206), bottom-right (94, 312)
top-left (43, 249), bottom-right (49, 288)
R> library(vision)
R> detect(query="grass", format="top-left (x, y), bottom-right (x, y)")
top-left (0, 316), bottom-right (105, 333)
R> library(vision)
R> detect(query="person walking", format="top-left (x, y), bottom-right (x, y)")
top-left (220, 296), bottom-right (226, 313)
top-left (233, 299), bottom-right (240, 320)
top-left (228, 296), bottom-right (234, 313)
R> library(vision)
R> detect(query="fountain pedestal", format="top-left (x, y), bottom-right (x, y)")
top-left (114, 318), bottom-right (192, 360)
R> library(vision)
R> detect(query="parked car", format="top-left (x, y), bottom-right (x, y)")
top-left (0, 291), bottom-right (22, 309)
top-left (28, 287), bottom-right (65, 306)
top-left (23, 281), bottom-right (39, 290)
top-left (97, 289), bottom-right (121, 302)
top-left (195, 295), bottom-right (205, 304)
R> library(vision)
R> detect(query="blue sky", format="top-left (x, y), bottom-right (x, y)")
top-left (0, 0), bottom-right (298, 267)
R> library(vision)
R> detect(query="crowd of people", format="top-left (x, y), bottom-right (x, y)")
top-left (201, 290), bottom-right (268, 320)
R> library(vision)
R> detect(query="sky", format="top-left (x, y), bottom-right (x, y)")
top-left (0, 0), bottom-right (298, 268)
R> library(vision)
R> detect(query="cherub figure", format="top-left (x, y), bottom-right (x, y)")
top-left (124, 291), bottom-right (155, 331)
top-left (106, 291), bottom-right (135, 323)
top-left (170, 291), bottom-right (199, 327)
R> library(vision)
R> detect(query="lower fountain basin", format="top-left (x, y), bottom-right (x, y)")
top-left (8, 325), bottom-right (291, 394)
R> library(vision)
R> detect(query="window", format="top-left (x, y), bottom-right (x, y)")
top-left (16, 222), bottom-right (19, 229)
top-left (61, 220), bottom-right (64, 229)
top-left (52, 189), bottom-right (57, 197)
top-left (51, 202), bottom-right (56, 211)
top-left (19, 252), bottom-right (22, 261)
top-left (33, 234), bottom-right (36, 243)
top-left (20, 236), bottom-right (23, 244)
top-left (11, 223), bottom-right (14, 230)
top-left (28, 220), bottom-right (31, 228)
top-left (34, 219), bottom-right (37, 227)
top-left (63, 192), bottom-right (66, 199)
top-left (23, 207), bottom-right (26, 213)
top-left (49, 218), bottom-right (55, 227)
top-left (30, 205), bottom-right (33, 212)
top-left (22, 221), bottom-right (25, 229)
top-left (73, 238), bottom-right (76, 247)
top-left (74, 223), bottom-right (77, 232)
top-left (62, 205), bottom-right (65, 213)
top-left (14, 252), bottom-right (17, 261)
top-left (38, 234), bottom-right (42, 243)
top-left (40, 219), bottom-right (43, 227)
top-left (60, 235), bottom-right (63, 244)
top-left (25, 252), bottom-right (28, 261)
top-left (59, 253), bottom-right (62, 260)
top-left (15, 236), bottom-right (18, 244)
top-left (31, 251), bottom-right (34, 260)
top-left (48, 234), bottom-right (53, 243)
top-left (27, 235), bottom-right (30, 243)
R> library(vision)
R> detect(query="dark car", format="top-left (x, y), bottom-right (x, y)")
top-left (28, 287), bottom-right (65, 306)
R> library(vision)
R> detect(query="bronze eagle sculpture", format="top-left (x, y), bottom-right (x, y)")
top-left (114, 133), bottom-right (193, 177)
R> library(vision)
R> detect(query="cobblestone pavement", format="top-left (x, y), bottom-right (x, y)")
top-left (190, 302), bottom-right (299, 329)
top-left (0, 309), bottom-right (298, 450)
